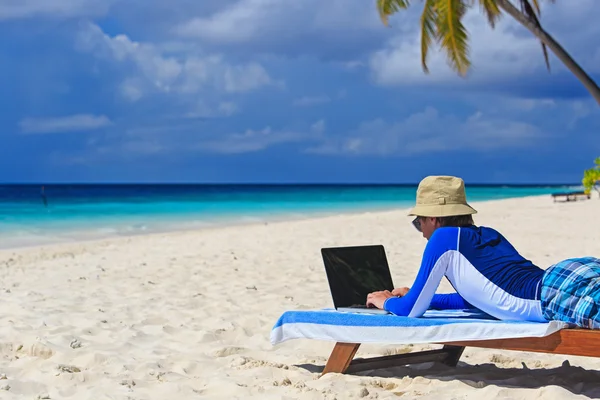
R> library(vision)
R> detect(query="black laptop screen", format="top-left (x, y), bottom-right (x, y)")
top-left (321, 245), bottom-right (395, 308)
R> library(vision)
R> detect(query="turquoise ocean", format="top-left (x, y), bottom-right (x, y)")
top-left (0, 184), bottom-right (577, 249)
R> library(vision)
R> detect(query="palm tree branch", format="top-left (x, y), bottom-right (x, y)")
top-left (478, 0), bottom-right (502, 27)
top-left (519, 0), bottom-right (551, 70)
top-left (435, 0), bottom-right (470, 76)
top-left (420, 0), bottom-right (438, 73)
top-left (377, 0), bottom-right (411, 26)
top-left (530, 0), bottom-right (542, 15)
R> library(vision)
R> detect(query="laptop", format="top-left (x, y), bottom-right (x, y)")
top-left (321, 245), bottom-right (394, 315)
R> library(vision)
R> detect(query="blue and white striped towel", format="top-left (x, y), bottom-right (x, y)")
top-left (270, 309), bottom-right (570, 346)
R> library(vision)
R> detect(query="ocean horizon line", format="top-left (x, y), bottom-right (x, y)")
top-left (0, 182), bottom-right (582, 187)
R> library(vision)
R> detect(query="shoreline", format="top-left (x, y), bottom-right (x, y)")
top-left (0, 185), bottom-right (571, 252)
top-left (0, 193), bottom-right (552, 255)
top-left (0, 201), bottom-right (412, 252)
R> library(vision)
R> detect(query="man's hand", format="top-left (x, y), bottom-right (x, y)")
top-left (391, 287), bottom-right (410, 297)
top-left (366, 290), bottom-right (394, 309)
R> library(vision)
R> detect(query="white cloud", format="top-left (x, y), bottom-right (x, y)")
top-left (174, 0), bottom-right (382, 44)
top-left (293, 95), bottom-right (331, 107)
top-left (217, 101), bottom-right (238, 115)
top-left (496, 97), bottom-right (557, 112)
top-left (195, 122), bottom-right (325, 154)
top-left (107, 118), bottom-right (325, 156)
top-left (341, 61), bottom-right (365, 70)
top-left (19, 114), bottom-right (111, 134)
top-left (222, 63), bottom-right (274, 92)
top-left (310, 119), bottom-right (326, 134)
top-left (306, 107), bottom-right (541, 156)
top-left (174, 0), bottom-right (276, 44)
top-left (184, 101), bottom-right (239, 118)
top-left (0, 0), bottom-right (114, 19)
top-left (169, 0), bottom-right (599, 93)
top-left (120, 78), bottom-right (145, 102)
top-left (75, 22), bottom-right (276, 100)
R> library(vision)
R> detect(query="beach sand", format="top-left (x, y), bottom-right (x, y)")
top-left (1, 195), bottom-right (599, 399)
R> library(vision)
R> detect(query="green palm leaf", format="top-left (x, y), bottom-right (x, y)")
top-left (376, 0), bottom-right (411, 25)
top-left (420, 0), bottom-right (438, 73)
top-left (478, 0), bottom-right (502, 27)
top-left (435, 0), bottom-right (470, 76)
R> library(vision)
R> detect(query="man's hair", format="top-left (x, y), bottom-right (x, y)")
top-left (437, 214), bottom-right (474, 227)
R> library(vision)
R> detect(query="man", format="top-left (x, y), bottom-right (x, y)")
top-left (366, 175), bottom-right (600, 329)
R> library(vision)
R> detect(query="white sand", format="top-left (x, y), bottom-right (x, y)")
top-left (1, 195), bottom-right (600, 399)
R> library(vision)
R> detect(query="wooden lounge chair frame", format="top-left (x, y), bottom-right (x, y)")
top-left (321, 328), bottom-right (600, 375)
top-left (551, 191), bottom-right (590, 202)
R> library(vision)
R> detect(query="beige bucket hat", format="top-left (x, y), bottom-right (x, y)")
top-left (408, 175), bottom-right (477, 217)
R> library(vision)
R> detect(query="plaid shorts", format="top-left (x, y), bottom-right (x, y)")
top-left (540, 257), bottom-right (600, 329)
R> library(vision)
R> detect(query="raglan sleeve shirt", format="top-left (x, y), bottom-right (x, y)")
top-left (382, 227), bottom-right (472, 317)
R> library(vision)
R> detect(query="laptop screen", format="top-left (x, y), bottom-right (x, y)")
top-left (321, 245), bottom-right (395, 308)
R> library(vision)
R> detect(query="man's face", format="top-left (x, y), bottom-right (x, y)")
top-left (412, 216), bottom-right (440, 240)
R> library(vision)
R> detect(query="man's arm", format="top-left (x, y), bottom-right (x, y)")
top-left (395, 291), bottom-right (473, 309)
top-left (430, 293), bottom-right (473, 309)
top-left (382, 228), bottom-right (457, 317)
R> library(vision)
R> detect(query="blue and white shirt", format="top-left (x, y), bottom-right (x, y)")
top-left (383, 225), bottom-right (547, 322)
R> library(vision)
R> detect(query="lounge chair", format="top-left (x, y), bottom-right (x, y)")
top-left (270, 308), bottom-right (600, 375)
top-left (551, 191), bottom-right (590, 202)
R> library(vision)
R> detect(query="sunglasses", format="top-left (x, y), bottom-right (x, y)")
top-left (412, 217), bottom-right (422, 232)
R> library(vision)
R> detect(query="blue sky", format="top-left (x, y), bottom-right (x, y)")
top-left (1, 0), bottom-right (599, 184)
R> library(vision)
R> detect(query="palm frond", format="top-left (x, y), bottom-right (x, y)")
top-left (420, 0), bottom-right (438, 73)
top-left (435, 0), bottom-right (470, 76)
top-left (539, 37), bottom-right (551, 70)
top-left (376, 0), bottom-right (411, 26)
top-left (478, 0), bottom-right (502, 27)
top-left (530, 0), bottom-right (542, 15)
top-left (520, 0), bottom-right (551, 70)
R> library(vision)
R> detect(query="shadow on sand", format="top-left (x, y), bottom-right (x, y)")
top-left (296, 359), bottom-right (600, 398)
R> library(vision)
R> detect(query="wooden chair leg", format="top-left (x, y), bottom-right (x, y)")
top-left (441, 345), bottom-right (465, 366)
top-left (321, 343), bottom-right (465, 376)
top-left (321, 342), bottom-right (361, 375)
